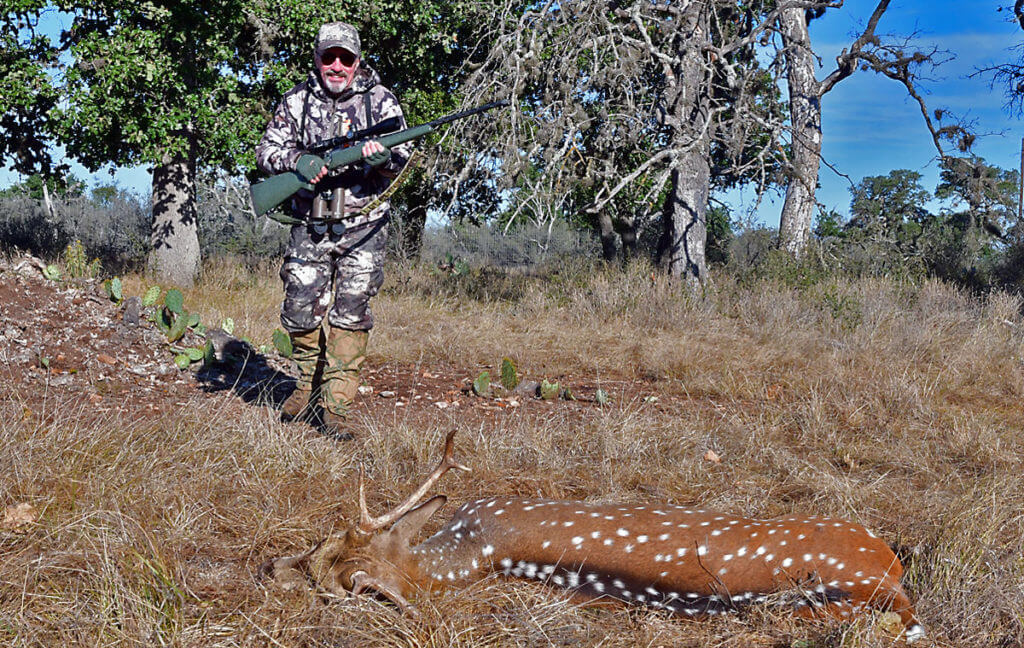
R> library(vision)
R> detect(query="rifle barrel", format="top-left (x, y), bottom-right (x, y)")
top-left (250, 100), bottom-right (509, 217)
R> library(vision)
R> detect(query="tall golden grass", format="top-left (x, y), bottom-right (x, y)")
top-left (3, 258), bottom-right (1023, 646)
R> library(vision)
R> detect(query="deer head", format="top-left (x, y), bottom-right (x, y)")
top-left (260, 431), bottom-right (469, 614)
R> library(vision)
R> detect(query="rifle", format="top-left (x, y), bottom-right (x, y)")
top-left (307, 117), bottom-right (403, 157)
top-left (250, 100), bottom-right (509, 217)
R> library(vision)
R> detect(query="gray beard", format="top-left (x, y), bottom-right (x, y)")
top-left (323, 76), bottom-right (351, 94)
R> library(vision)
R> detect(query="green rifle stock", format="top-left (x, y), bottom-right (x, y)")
top-left (250, 100), bottom-right (507, 217)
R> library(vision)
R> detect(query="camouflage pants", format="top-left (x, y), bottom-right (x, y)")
top-left (279, 217), bottom-right (388, 333)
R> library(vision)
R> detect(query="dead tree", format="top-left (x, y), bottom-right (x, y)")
top-left (432, 1), bottom-right (790, 286)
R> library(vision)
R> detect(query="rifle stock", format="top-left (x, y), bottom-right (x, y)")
top-left (250, 124), bottom-right (435, 216)
top-left (250, 101), bottom-right (506, 217)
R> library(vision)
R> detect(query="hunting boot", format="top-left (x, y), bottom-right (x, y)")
top-left (320, 327), bottom-right (368, 440)
top-left (280, 327), bottom-right (325, 423)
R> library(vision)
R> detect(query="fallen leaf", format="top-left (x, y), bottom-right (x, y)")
top-left (88, 393), bottom-right (103, 404)
top-left (2, 503), bottom-right (38, 531)
top-left (704, 449), bottom-right (722, 464)
top-left (97, 353), bottom-right (118, 366)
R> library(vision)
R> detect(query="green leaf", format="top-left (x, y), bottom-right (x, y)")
top-left (43, 264), bottom-right (60, 280)
top-left (164, 288), bottom-right (184, 314)
top-left (595, 389), bottom-right (610, 405)
top-left (540, 379), bottom-right (560, 401)
top-left (109, 276), bottom-right (123, 302)
top-left (184, 347), bottom-right (204, 361)
top-left (173, 353), bottom-right (191, 370)
top-left (472, 371), bottom-right (491, 397)
top-left (187, 312), bottom-right (201, 328)
top-left (221, 317), bottom-right (234, 335)
top-left (562, 386), bottom-right (576, 401)
top-left (272, 328), bottom-right (292, 357)
top-left (142, 285), bottom-right (161, 306)
top-left (500, 357), bottom-right (519, 390)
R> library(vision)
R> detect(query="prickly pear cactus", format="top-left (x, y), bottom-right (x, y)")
top-left (500, 357), bottom-right (519, 391)
top-left (272, 329), bottom-right (293, 358)
top-left (164, 289), bottom-right (184, 314)
top-left (473, 371), bottom-right (491, 397)
top-left (142, 286), bottom-right (161, 307)
top-left (540, 379), bottom-right (560, 401)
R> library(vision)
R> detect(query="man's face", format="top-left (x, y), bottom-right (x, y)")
top-left (317, 47), bottom-right (359, 94)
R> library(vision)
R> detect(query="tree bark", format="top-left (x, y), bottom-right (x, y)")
top-left (777, 6), bottom-right (822, 257)
top-left (657, 3), bottom-right (711, 286)
top-left (595, 210), bottom-right (617, 261)
top-left (149, 132), bottom-right (200, 286)
top-left (776, 1), bottom-right (892, 257)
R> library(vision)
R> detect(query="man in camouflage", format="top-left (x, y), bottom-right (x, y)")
top-left (256, 21), bottom-right (411, 439)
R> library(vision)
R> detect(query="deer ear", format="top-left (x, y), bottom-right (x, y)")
top-left (389, 495), bottom-right (447, 543)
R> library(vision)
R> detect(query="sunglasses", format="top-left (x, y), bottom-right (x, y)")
top-left (320, 49), bottom-right (358, 67)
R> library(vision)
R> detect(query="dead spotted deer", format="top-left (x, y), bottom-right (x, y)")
top-left (261, 432), bottom-right (925, 642)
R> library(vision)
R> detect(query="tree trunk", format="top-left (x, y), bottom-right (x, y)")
top-left (149, 133), bottom-right (200, 287)
top-left (594, 210), bottom-right (618, 261)
top-left (657, 3), bottom-right (711, 286)
top-left (619, 216), bottom-right (638, 261)
top-left (659, 161), bottom-right (710, 285)
top-left (777, 6), bottom-right (823, 257)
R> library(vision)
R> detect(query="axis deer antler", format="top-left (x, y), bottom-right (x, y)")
top-left (357, 430), bottom-right (470, 534)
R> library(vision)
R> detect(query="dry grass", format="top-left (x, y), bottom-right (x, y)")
top-left (3, 259), bottom-right (1024, 646)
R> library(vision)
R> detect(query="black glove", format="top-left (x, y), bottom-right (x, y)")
top-left (364, 146), bottom-right (392, 169)
top-left (295, 154), bottom-right (326, 182)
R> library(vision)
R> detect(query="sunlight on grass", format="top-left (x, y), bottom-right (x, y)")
top-left (2, 257), bottom-right (1023, 646)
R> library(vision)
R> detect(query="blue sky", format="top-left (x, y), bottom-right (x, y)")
top-left (2, 1), bottom-right (1022, 228)
top-left (734, 0), bottom-right (1024, 227)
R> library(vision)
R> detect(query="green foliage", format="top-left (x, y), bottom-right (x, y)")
top-left (817, 284), bottom-right (863, 331)
top-left (62, 239), bottom-right (101, 279)
top-left (499, 357), bottom-right (519, 391)
top-left (813, 209), bottom-right (844, 239)
top-left (595, 388), bottom-right (610, 405)
top-left (0, 16), bottom-right (62, 175)
top-left (0, 173), bottom-right (85, 200)
top-left (706, 205), bottom-right (734, 266)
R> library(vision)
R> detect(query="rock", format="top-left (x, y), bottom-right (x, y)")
top-left (122, 296), bottom-right (142, 327)
top-left (515, 380), bottom-right (540, 396)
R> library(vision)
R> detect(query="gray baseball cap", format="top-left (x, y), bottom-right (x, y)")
top-left (316, 22), bottom-right (360, 57)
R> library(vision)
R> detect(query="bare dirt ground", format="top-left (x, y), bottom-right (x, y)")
top-left (0, 255), bottom-right (640, 436)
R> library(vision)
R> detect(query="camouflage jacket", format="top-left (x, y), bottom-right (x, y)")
top-left (256, 64), bottom-right (410, 229)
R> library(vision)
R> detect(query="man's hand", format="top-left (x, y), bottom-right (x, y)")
top-left (362, 140), bottom-right (391, 168)
top-left (296, 153), bottom-right (328, 184)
